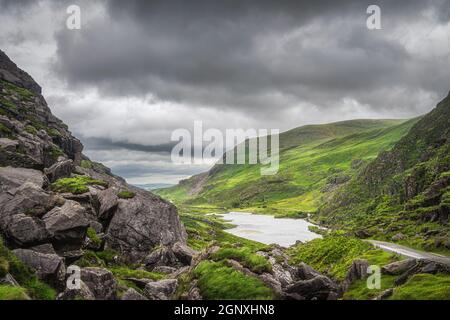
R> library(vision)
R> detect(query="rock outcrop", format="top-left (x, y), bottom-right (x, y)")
top-left (0, 49), bottom-right (188, 299)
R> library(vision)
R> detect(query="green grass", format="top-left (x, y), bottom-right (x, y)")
top-left (1, 80), bottom-right (35, 101)
top-left (74, 249), bottom-right (119, 268)
top-left (0, 285), bottom-right (29, 300)
top-left (0, 123), bottom-right (13, 137)
top-left (86, 227), bottom-right (102, 247)
top-left (390, 273), bottom-right (450, 300)
top-left (51, 175), bottom-right (108, 194)
top-left (0, 238), bottom-right (56, 300)
top-left (108, 267), bottom-right (164, 281)
top-left (288, 234), bottom-right (398, 281)
top-left (211, 247), bottom-right (272, 274)
top-left (343, 275), bottom-right (397, 300)
top-left (24, 125), bottom-right (38, 135)
top-left (47, 128), bottom-right (61, 137)
top-left (193, 261), bottom-right (274, 300)
top-left (118, 190), bottom-right (136, 199)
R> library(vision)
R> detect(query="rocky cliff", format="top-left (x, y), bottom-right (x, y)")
top-left (0, 50), bottom-right (190, 299)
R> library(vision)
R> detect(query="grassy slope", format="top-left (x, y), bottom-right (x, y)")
top-left (318, 93), bottom-right (450, 253)
top-left (156, 119), bottom-right (417, 216)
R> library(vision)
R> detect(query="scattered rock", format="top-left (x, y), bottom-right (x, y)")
top-left (374, 288), bottom-right (394, 300)
top-left (172, 242), bottom-right (197, 265)
top-left (121, 288), bottom-right (148, 300)
top-left (80, 267), bottom-right (117, 300)
top-left (285, 275), bottom-right (338, 300)
top-left (382, 259), bottom-right (417, 275)
top-left (391, 233), bottom-right (406, 241)
top-left (57, 280), bottom-right (95, 300)
top-left (144, 246), bottom-right (179, 270)
top-left (144, 279), bottom-right (178, 300)
top-left (343, 259), bottom-right (369, 291)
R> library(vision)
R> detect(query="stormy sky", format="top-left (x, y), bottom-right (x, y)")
top-left (1, 0), bottom-right (449, 186)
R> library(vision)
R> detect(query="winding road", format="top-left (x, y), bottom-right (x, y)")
top-left (367, 240), bottom-right (450, 266)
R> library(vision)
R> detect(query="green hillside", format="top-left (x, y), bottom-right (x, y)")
top-left (318, 92), bottom-right (450, 253)
top-left (156, 118), bottom-right (418, 216)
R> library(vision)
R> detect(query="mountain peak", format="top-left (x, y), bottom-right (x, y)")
top-left (0, 49), bottom-right (41, 95)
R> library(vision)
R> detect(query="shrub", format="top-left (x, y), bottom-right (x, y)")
top-left (86, 227), bottom-right (101, 247)
top-left (0, 285), bottom-right (29, 300)
top-left (108, 267), bottom-right (164, 281)
top-left (51, 175), bottom-right (108, 194)
top-left (118, 190), bottom-right (136, 199)
top-left (24, 125), bottom-right (38, 135)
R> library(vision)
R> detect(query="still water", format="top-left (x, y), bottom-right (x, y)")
top-left (220, 212), bottom-right (322, 247)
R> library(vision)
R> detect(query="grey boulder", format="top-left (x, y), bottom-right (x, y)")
top-left (105, 190), bottom-right (187, 263)
top-left (43, 200), bottom-right (90, 251)
top-left (12, 249), bottom-right (66, 287)
top-left (121, 288), bottom-right (148, 300)
top-left (144, 279), bottom-right (178, 300)
top-left (44, 159), bottom-right (74, 183)
top-left (81, 267), bottom-right (117, 300)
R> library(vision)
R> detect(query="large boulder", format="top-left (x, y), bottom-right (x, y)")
top-left (296, 262), bottom-right (322, 280)
top-left (105, 189), bottom-right (187, 263)
top-left (144, 246), bottom-right (180, 271)
top-left (5, 214), bottom-right (50, 245)
top-left (382, 259), bottom-right (417, 275)
top-left (57, 280), bottom-right (95, 300)
top-left (172, 242), bottom-right (197, 265)
top-left (144, 279), bottom-right (178, 300)
top-left (12, 249), bottom-right (65, 288)
top-left (0, 166), bottom-right (47, 192)
top-left (95, 187), bottom-right (118, 221)
top-left (44, 159), bottom-right (74, 183)
top-left (285, 275), bottom-right (339, 300)
top-left (42, 200), bottom-right (90, 252)
top-left (0, 182), bottom-right (58, 217)
top-left (80, 267), bottom-right (117, 300)
top-left (342, 259), bottom-right (369, 291)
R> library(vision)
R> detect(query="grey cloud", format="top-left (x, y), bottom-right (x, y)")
top-left (83, 137), bottom-right (175, 153)
top-left (51, 0), bottom-right (450, 115)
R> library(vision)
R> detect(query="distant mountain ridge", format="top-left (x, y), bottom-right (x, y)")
top-left (156, 117), bottom-right (418, 215)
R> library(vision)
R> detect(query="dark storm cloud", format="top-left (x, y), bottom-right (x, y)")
top-left (51, 0), bottom-right (450, 114)
top-left (83, 137), bottom-right (175, 153)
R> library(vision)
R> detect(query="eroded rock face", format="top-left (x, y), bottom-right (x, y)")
top-left (105, 189), bottom-right (187, 263)
top-left (0, 49), bottom-right (189, 300)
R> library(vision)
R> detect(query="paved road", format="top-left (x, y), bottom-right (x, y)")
top-left (367, 240), bottom-right (450, 266)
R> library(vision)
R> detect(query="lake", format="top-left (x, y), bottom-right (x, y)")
top-left (220, 211), bottom-right (322, 247)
